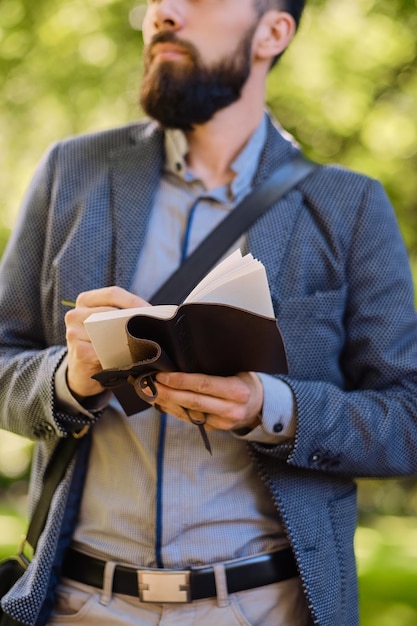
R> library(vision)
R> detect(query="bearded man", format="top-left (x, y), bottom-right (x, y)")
top-left (1, 1), bottom-right (417, 625)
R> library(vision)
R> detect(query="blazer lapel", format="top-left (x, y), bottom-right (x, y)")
top-left (247, 117), bottom-right (306, 299)
top-left (110, 123), bottom-right (164, 290)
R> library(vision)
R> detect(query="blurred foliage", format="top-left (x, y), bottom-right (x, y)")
top-left (268, 0), bottom-right (417, 266)
top-left (0, 0), bottom-right (143, 253)
top-left (356, 517), bottom-right (417, 625)
top-left (0, 0), bottom-right (417, 259)
top-left (1, 0), bottom-right (417, 622)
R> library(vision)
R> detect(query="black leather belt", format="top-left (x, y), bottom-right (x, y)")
top-left (62, 547), bottom-right (298, 603)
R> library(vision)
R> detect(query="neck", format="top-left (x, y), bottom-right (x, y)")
top-left (184, 75), bottom-right (266, 190)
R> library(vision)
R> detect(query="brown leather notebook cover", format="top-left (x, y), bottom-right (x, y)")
top-left (94, 303), bottom-right (287, 416)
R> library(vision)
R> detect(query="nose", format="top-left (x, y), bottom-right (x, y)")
top-left (149, 0), bottom-right (183, 33)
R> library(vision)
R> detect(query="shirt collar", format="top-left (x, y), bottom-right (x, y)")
top-left (164, 113), bottom-right (268, 201)
top-left (164, 129), bottom-right (189, 178)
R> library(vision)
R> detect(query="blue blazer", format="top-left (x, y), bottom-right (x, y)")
top-left (1, 116), bottom-right (417, 626)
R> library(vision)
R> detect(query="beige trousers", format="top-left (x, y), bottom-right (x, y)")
top-left (48, 572), bottom-right (311, 626)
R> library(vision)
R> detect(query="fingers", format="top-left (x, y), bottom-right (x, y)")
top-left (74, 286), bottom-right (149, 310)
top-left (65, 287), bottom-right (148, 341)
top-left (153, 371), bottom-right (263, 431)
top-left (64, 286), bottom-right (149, 398)
top-left (155, 371), bottom-right (251, 401)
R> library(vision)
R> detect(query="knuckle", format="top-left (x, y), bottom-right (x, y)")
top-left (64, 309), bottom-right (77, 325)
top-left (65, 324), bottom-right (78, 342)
top-left (227, 406), bottom-right (243, 423)
top-left (231, 379), bottom-right (250, 404)
top-left (107, 285), bottom-right (122, 301)
top-left (75, 290), bottom-right (89, 306)
top-left (196, 376), bottom-right (213, 395)
top-left (172, 372), bottom-right (186, 387)
top-left (191, 397), bottom-right (206, 412)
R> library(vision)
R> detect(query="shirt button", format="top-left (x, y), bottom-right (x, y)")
top-left (273, 422), bottom-right (284, 433)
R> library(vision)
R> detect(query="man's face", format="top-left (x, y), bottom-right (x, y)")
top-left (140, 1), bottom-right (259, 130)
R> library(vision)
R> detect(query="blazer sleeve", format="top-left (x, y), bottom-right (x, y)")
top-left (0, 145), bottom-right (87, 441)
top-left (253, 176), bottom-right (417, 478)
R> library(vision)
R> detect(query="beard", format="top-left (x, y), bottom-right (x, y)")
top-left (139, 27), bottom-right (256, 131)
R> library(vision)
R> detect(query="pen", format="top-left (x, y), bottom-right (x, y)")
top-left (61, 299), bottom-right (76, 307)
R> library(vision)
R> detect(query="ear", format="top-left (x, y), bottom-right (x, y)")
top-left (253, 11), bottom-right (296, 62)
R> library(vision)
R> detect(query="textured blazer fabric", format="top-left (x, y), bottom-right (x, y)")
top-left (1, 116), bottom-right (417, 625)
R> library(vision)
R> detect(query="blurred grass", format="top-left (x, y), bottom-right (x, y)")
top-left (0, 506), bottom-right (26, 561)
top-left (356, 517), bottom-right (417, 625)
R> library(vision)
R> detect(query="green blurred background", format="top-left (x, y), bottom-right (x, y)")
top-left (1, 0), bottom-right (417, 623)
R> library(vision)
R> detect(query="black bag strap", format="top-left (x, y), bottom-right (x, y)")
top-left (151, 153), bottom-right (318, 305)
top-left (23, 436), bottom-right (81, 554)
top-left (22, 152), bottom-right (318, 554)
top-left (26, 436), bottom-right (82, 551)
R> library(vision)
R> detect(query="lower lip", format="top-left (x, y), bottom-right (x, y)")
top-left (154, 50), bottom-right (187, 61)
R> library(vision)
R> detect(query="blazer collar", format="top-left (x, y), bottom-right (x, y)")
top-left (254, 113), bottom-right (301, 182)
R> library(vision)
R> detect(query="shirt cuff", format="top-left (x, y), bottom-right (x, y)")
top-left (233, 373), bottom-right (296, 444)
top-left (54, 355), bottom-right (111, 418)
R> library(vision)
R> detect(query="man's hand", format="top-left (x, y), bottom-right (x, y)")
top-left (64, 286), bottom-right (148, 399)
top-left (151, 371), bottom-right (264, 432)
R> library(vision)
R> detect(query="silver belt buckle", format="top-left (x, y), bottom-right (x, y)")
top-left (137, 570), bottom-right (191, 603)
